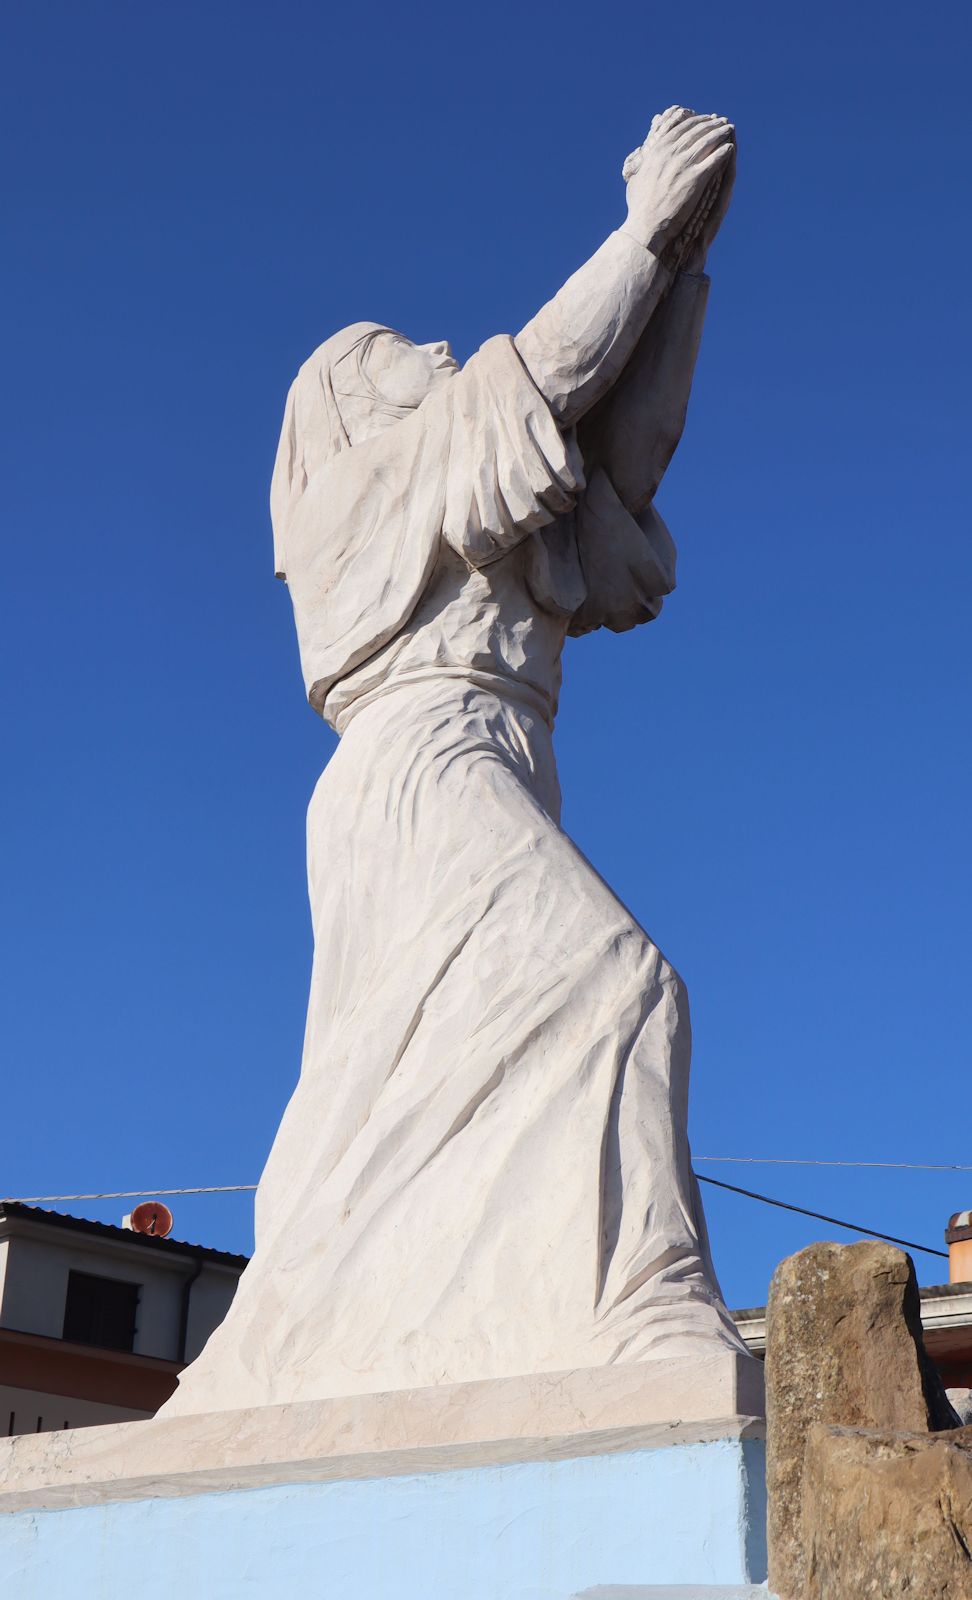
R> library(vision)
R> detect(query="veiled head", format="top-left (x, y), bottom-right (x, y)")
top-left (336, 333), bottom-right (457, 437)
top-left (270, 323), bottom-right (457, 576)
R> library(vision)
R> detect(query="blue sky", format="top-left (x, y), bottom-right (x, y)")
top-left (1, 0), bottom-right (969, 1312)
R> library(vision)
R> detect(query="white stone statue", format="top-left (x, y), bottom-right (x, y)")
top-left (165, 107), bottom-right (748, 1415)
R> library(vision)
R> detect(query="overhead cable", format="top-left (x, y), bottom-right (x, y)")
top-left (695, 1173), bottom-right (948, 1259)
top-left (696, 1157), bottom-right (972, 1172)
top-left (1, 1185), bottom-right (258, 1203)
top-left (0, 1175), bottom-right (955, 1260)
top-left (7, 1156), bottom-right (971, 1204)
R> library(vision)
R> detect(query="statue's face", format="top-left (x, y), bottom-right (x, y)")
top-left (332, 332), bottom-right (458, 445)
top-left (365, 334), bottom-right (458, 409)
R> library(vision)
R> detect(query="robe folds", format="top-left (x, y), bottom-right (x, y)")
top-left (278, 333), bottom-right (680, 723)
top-left (162, 282), bottom-right (746, 1415)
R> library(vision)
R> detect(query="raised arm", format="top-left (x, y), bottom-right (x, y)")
top-left (515, 107), bottom-right (734, 427)
top-left (576, 140), bottom-right (736, 509)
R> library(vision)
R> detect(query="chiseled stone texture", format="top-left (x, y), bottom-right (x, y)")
top-left (765, 1241), bottom-right (958, 1598)
top-left (802, 1423), bottom-right (972, 1598)
top-left (0, 1352), bottom-right (763, 1512)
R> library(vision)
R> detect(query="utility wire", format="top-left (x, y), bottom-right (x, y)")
top-left (0, 1174), bottom-right (954, 1260)
top-left (1, 1185), bottom-right (258, 1203)
top-left (696, 1157), bottom-right (972, 1172)
top-left (6, 1156), bottom-right (970, 1204)
top-left (696, 1173), bottom-right (948, 1259)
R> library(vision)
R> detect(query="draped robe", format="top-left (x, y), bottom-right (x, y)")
top-left (162, 265), bottom-right (747, 1414)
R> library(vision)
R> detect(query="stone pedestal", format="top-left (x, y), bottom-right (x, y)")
top-left (0, 1352), bottom-right (768, 1599)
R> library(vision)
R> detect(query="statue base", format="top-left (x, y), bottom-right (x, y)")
top-left (0, 1351), bottom-right (770, 1597)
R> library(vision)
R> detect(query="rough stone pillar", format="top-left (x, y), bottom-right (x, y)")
top-left (765, 1240), bottom-right (957, 1598)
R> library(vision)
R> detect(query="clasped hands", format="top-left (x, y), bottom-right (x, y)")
top-left (623, 106), bottom-right (736, 276)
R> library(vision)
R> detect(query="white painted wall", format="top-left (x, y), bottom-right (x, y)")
top-left (2, 1232), bottom-right (181, 1357)
top-left (0, 1222), bottom-right (243, 1362)
top-left (0, 1438), bottom-right (770, 1594)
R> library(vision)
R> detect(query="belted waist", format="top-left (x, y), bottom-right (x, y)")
top-left (325, 666), bottom-right (556, 737)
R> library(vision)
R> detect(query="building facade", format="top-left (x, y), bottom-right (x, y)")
top-left (0, 1203), bottom-right (247, 1434)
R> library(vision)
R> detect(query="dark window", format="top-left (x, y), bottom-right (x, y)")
top-left (62, 1271), bottom-right (139, 1352)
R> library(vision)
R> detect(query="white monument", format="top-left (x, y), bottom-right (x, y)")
top-left (0, 109), bottom-right (770, 1598)
top-left (164, 104), bottom-right (746, 1415)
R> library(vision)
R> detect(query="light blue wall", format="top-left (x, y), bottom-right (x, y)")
top-left (0, 1437), bottom-right (766, 1600)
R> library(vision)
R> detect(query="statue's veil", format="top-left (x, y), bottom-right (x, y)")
top-left (270, 321), bottom-right (394, 579)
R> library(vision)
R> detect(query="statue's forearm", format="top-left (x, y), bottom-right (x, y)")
top-left (515, 230), bottom-right (671, 426)
top-left (578, 269), bottom-right (710, 511)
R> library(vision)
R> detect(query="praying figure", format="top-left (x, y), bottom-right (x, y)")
top-left (165, 107), bottom-right (749, 1414)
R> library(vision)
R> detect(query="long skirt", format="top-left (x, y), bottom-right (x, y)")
top-left (164, 672), bottom-right (744, 1412)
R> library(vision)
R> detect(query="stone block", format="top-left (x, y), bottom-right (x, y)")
top-left (765, 1241), bottom-right (957, 1597)
top-left (0, 1357), bottom-right (768, 1598)
top-left (0, 1350), bottom-right (763, 1510)
top-left (802, 1423), bottom-right (972, 1598)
